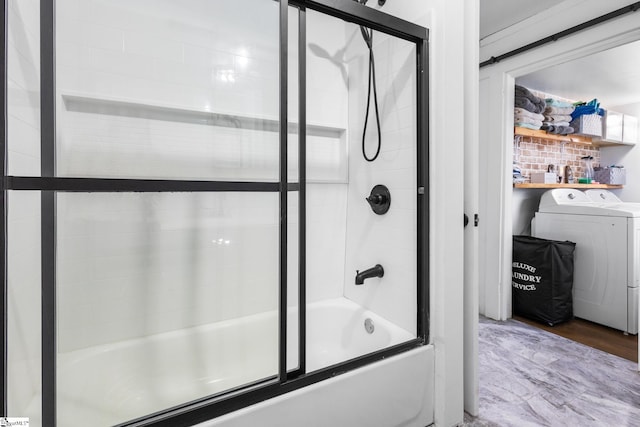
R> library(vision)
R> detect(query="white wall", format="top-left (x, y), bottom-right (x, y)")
top-left (479, 0), bottom-right (640, 320)
top-left (600, 102), bottom-right (640, 202)
top-left (512, 189), bottom-right (546, 235)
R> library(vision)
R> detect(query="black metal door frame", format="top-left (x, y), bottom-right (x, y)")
top-left (1, 1), bottom-right (429, 425)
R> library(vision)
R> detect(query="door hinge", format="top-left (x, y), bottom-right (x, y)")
top-left (474, 213), bottom-right (479, 227)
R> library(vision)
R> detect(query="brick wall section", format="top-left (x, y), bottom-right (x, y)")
top-left (514, 135), bottom-right (600, 180)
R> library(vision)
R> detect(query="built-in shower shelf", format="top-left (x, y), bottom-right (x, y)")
top-left (61, 93), bottom-right (345, 137)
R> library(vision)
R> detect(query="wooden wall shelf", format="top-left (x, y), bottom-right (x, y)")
top-left (514, 126), bottom-right (631, 147)
top-left (514, 127), bottom-right (594, 145)
top-left (514, 183), bottom-right (623, 189)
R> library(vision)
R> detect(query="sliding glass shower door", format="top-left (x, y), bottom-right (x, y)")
top-left (53, 1), bottom-right (286, 425)
top-left (4, 0), bottom-right (291, 425)
top-left (3, 1), bottom-right (428, 426)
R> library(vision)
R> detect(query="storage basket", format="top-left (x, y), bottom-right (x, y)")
top-left (570, 113), bottom-right (603, 138)
top-left (530, 172), bottom-right (557, 184)
top-left (594, 167), bottom-right (626, 185)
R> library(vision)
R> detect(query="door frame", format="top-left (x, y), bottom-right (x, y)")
top-left (463, 0), bottom-right (480, 416)
top-left (478, 5), bottom-right (640, 367)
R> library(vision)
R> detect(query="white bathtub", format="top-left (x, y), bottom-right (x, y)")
top-left (25, 297), bottom-right (434, 427)
top-left (297, 297), bottom-right (415, 371)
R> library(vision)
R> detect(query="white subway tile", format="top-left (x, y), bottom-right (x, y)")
top-left (91, 48), bottom-right (152, 79)
top-left (123, 30), bottom-right (184, 62)
top-left (55, 16), bottom-right (84, 45)
top-left (152, 58), bottom-right (212, 88)
top-left (379, 126), bottom-right (416, 153)
top-left (377, 147), bottom-right (417, 171)
top-left (183, 44), bottom-right (235, 69)
top-left (86, 24), bottom-right (125, 52)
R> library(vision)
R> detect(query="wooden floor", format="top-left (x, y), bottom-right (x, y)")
top-left (513, 315), bottom-right (638, 363)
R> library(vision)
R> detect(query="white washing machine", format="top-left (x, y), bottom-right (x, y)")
top-left (531, 188), bottom-right (640, 334)
top-left (585, 188), bottom-right (640, 210)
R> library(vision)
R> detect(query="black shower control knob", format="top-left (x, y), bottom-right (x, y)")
top-left (367, 194), bottom-right (386, 205)
top-left (366, 184), bottom-right (391, 215)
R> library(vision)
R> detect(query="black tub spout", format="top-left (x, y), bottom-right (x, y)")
top-left (355, 264), bottom-right (384, 285)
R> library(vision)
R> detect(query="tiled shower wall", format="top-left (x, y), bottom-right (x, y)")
top-left (343, 25), bottom-right (418, 335)
top-left (514, 136), bottom-right (601, 180)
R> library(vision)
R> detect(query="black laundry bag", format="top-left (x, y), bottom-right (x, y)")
top-left (512, 235), bottom-right (576, 326)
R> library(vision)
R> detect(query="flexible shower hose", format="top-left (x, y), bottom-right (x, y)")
top-left (360, 25), bottom-right (382, 162)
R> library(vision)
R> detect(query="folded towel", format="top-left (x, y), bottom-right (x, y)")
top-left (543, 120), bottom-right (570, 127)
top-left (515, 85), bottom-right (539, 102)
top-left (515, 96), bottom-right (545, 114)
top-left (515, 85), bottom-right (546, 113)
top-left (514, 114), bottom-right (543, 128)
top-left (545, 98), bottom-right (574, 108)
top-left (514, 107), bottom-right (544, 122)
top-left (544, 114), bottom-right (573, 123)
top-left (515, 122), bottom-right (541, 130)
top-left (571, 101), bottom-right (604, 120)
top-left (541, 124), bottom-right (574, 135)
top-left (544, 106), bottom-right (574, 115)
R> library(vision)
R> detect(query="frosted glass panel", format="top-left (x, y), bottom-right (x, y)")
top-left (56, 192), bottom-right (280, 426)
top-left (288, 6), bottom-right (300, 184)
top-left (287, 191), bottom-right (300, 371)
top-left (7, 191), bottom-right (42, 427)
top-left (55, 0), bottom-right (280, 180)
top-left (7, 0), bottom-right (41, 177)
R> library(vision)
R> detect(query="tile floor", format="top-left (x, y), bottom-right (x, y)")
top-left (465, 317), bottom-right (640, 426)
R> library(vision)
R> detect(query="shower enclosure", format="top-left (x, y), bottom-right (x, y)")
top-left (2, 0), bottom-right (429, 425)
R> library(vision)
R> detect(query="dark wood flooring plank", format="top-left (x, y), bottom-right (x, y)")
top-left (513, 315), bottom-right (638, 363)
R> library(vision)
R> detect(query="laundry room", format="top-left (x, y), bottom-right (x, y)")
top-left (509, 38), bottom-right (640, 359)
top-left (512, 39), bottom-right (640, 234)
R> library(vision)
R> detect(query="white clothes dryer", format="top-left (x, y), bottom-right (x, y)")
top-left (585, 188), bottom-right (624, 204)
top-left (531, 188), bottom-right (640, 334)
